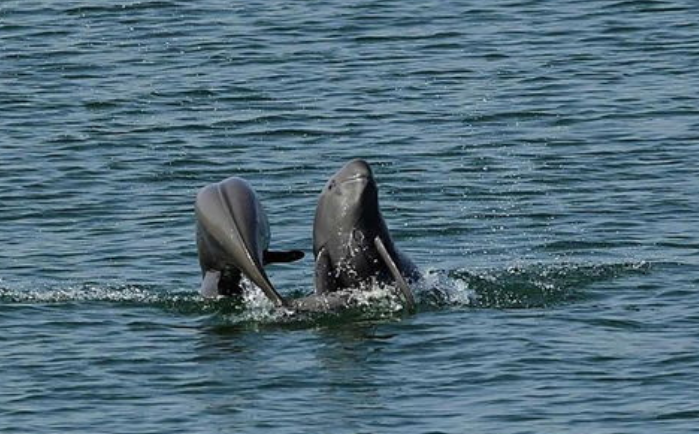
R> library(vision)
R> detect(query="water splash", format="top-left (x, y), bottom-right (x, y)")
top-left (416, 267), bottom-right (478, 307)
top-left (0, 260), bottom-right (652, 326)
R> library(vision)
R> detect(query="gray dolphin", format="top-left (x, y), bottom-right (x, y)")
top-left (308, 159), bottom-right (419, 311)
top-left (195, 177), bottom-right (303, 306)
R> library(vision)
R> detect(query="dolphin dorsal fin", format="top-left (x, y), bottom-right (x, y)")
top-left (374, 237), bottom-right (417, 313)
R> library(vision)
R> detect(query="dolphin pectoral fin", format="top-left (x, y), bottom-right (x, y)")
top-left (314, 247), bottom-right (337, 295)
top-left (200, 270), bottom-right (221, 298)
top-left (263, 249), bottom-right (305, 265)
top-left (374, 237), bottom-right (417, 313)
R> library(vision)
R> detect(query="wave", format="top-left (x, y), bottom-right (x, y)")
top-left (444, 260), bottom-right (651, 309)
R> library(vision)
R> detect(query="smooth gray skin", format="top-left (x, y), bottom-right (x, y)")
top-left (304, 159), bottom-right (419, 311)
top-left (195, 177), bottom-right (303, 307)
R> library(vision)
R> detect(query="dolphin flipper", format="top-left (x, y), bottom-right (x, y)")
top-left (200, 270), bottom-right (221, 298)
top-left (314, 247), bottom-right (338, 295)
top-left (263, 250), bottom-right (305, 265)
top-left (374, 237), bottom-right (417, 312)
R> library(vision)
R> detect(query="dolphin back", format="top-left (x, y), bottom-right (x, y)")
top-left (196, 177), bottom-right (269, 264)
top-left (195, 177), bottom-right (286, 306)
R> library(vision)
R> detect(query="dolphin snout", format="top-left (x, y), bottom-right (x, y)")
top-left (336, 159), bottom-right (373, 183)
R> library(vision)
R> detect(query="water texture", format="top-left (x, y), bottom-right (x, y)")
top-left (1, 1), bottom-right (699, 433)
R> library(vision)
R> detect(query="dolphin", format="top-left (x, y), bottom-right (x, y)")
top-left (195, 177), bottom-right (303, 306)
top-left (308, 159), bottom-right (419, 311)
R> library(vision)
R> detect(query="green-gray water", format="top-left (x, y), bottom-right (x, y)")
top-left (2, 1), bottom-right (698, 433)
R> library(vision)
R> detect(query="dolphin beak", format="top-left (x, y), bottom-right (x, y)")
top-left (340, 173), bottom-right (370, 184)
top-left (335, 159), bottom-right (373, 184)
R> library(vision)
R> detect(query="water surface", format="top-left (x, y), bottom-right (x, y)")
top-left (2, 1), bottom-right (699, 433)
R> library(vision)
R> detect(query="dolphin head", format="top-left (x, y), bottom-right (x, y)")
top-left (333, 158), bottom-right (374, 185)
top-left (313, 159), bottom-right (384, 252)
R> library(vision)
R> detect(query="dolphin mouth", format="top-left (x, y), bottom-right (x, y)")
top-left (339, 174), bottom-right (371, 185)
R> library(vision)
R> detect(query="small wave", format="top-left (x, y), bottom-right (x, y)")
top-left (444, 261), bottom-right (651, 309)
top-left (415, 268), bottom-right (478, 307)
top-left (0, 283), bottom-right (215, 314)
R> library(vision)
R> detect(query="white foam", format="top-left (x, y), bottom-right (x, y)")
top-left (419, 267), bottom-right (477, 307)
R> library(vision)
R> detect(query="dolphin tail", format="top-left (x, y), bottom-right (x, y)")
top-left (374, 236), bottom-right (417, 313)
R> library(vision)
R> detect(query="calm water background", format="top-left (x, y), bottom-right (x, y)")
top-left (2, 1), bottom-right (699, 433)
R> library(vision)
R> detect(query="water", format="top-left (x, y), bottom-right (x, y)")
top-left (2, 0), bottom-right (699, 432)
